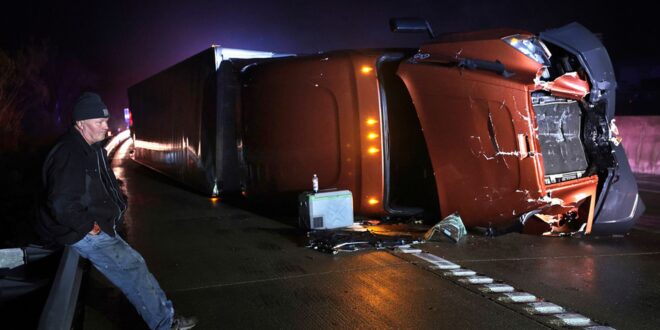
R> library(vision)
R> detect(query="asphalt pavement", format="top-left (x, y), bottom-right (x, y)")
top-left (81, 141), bottom-right (660, 329)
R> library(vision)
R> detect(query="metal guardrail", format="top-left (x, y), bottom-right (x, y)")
top-left (37, 246), bottom-right (84, 330)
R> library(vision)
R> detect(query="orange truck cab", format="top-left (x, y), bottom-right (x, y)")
top-left (130, 21), bottom-right (644, 235)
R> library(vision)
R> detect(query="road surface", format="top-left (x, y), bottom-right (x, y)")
top-left (81, 141), bottom-right (660, 329)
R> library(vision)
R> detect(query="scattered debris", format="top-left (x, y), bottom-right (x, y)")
top-left (306, 225), bottom-right (422, 255)
top-left (306, 214), bottom-right (471, 254)
top-left (424, 213), bottom-right (467, 243)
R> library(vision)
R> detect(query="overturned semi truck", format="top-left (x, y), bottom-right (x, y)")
top-left (128, 21), bottom-right (644, 235)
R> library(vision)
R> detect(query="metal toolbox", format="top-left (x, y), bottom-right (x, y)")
top-left (298, 190), bottom-right (354, 229)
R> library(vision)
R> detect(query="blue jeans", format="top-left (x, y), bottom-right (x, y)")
top-left (72, 232), bottom-right (174, 330)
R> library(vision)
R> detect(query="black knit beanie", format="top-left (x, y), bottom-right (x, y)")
top-left (73, 92), bottom-right (109, 121)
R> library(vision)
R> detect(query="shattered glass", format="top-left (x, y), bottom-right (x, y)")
top-left (424, 213), bottom-right (468, 243)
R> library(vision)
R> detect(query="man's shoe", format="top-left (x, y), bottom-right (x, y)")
top-left (171, 315), bottom-right (198, 330)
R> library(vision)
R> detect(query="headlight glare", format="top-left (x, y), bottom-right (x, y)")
top-left (502, 34), bottom-right (551, 66)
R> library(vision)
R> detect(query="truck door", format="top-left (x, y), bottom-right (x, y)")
top-left (398, 64), bottom-right (545, 228)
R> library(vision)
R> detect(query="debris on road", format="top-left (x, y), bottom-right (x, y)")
top-left (306, 223), bottom-right (423, 254)
top-left (424, 213), bottom-right (467, 243)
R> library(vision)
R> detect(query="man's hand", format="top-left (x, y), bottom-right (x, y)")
top-left (89, 222), bottom-right (101, 235)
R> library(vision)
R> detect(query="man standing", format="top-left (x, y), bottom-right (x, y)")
top-left (37, 92), bottom-right (196, 330)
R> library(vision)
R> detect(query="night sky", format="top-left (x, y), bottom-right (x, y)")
top-left (2, 0), bottom-right (658, 128)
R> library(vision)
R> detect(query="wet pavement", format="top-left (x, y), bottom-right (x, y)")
top-left (635, 173), bottom-right (660, 233)
top-left (82, 141), bottom-right (660, 329)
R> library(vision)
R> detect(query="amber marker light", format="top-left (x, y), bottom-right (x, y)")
top-left (361, 66), bottom-right (373, 74)
top-left (366, 118), bottom-right (378, 126)
top-left (368, 198), bottom-right (380, 205)
top-left (210, 196), bottom-right (220, 205)
top-left (367, 132), bottom-right (379, 140)
top-left (368, 147), bottom-right (380, 154)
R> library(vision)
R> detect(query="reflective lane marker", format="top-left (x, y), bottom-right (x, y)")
top-left (443, 268), bottom-right (476, 276)
top-left (497, 292), bottom-right (537, 303)
top-left (480, 283), bottom-right (515, 293)
top-left (459, 276), bottom-right (494, 284)
top-left (411, 252), bottom-right (460, 269)
top-left (407, 251), bottom-right (614, 328)
top-left (549, 313), bottom-right (591, 327)
top-left (525, 301), bottom-right (565, 315)
top-left (429, 263), bottom-right (461, 270)
top-left (395, 246), bottom-right (423, 253)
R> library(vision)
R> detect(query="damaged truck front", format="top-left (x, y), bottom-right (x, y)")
top-left (129, 22), bottom-right (644, 236)
top-left (396, 22), bottom-right (644, 235)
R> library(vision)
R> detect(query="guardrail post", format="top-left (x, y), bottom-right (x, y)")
top-left (38, 246), bottom-right (84, 330)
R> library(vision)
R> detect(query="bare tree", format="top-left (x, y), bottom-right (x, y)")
top-left (0, 43), bottom-right (48, 150)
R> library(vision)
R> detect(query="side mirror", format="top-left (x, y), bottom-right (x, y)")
top-left (389, 17), bottom-right (435, 39)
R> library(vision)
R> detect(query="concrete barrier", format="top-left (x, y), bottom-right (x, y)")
top-left (616, 116), bottom-right (660, 175)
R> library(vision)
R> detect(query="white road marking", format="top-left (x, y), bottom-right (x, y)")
top-left (497, 292), bottom-right (537, 303)
top-left (459, 276), bottom-right (494, 284)
top-left (480, 283), bottom-right (515, 293)
top-left (412, 252), bottom-right (460, 269)
top-left (550, 313), bottom-right (591, 326)
top-left (408, 250), bottom-right (613, 328)
top-left (396, 247), bottom-right (423, 253)
top-left (443, 269), bottom-right (476, 276)
top-left (525, 301), bottom-right (565, 315)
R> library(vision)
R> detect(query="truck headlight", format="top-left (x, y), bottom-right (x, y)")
top-left (502, 35), bottom-right (551, 66)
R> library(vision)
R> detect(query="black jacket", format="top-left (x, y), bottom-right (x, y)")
top-left (37, 128), bottom-right (127, 245)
